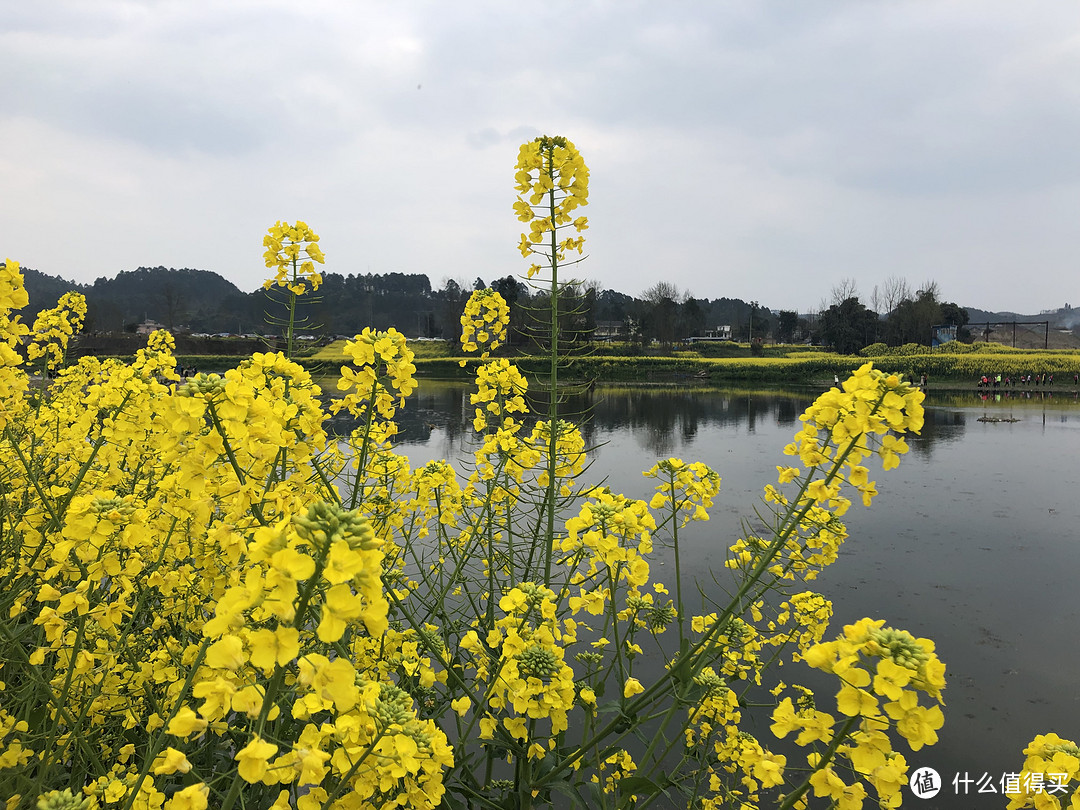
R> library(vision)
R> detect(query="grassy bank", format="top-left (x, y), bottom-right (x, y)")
top-left (91, 341), bottom-right (1080, 387)
top-left (308, 341), bottom-right (1080, 385)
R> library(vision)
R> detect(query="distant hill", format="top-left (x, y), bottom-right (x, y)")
top-left (964, 305), bottom-right (1080, 349)
top-left (965, 304), bottom-right (1079, 328)
top-left (19, 265), bottom-right (449, 338)
top-left (21, 266), bottom-right (250, 333)
top-left (88, 267), bottom-right (250, 333)
top-left (21, 268), bottom-right (89, 312)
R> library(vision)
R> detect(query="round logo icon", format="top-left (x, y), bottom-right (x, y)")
top-left (909, 767), bottom-right (942, 799)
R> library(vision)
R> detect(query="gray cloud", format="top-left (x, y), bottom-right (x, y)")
top-left (2, 0), bottom-right (1078, 313)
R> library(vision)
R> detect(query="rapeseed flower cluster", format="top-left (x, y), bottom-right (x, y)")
top-left (27, 292), bottom-right (86, 374)
top-left (487, 584), bottom-right (577, 745)
top-left (527, 419), bottom-right (586, 495)
top-left (513, 135), bottom-right (589, 279)
top-left (459, 288), bottom-right (509, 361)
top-left (771, 618), bottom-right (946, 807)
top-left (469, 358), bottom-right (528, 433)
top-left (262, 221), bottom-right (325, 295)
top-left (1006, 733), bottom-right (1080, 809)
top-left (0, 247), bottom-right (454, 810)
top-left (0, 259), bottom-right (30, 419)
top-left (562, 490), bottom-right (656, 588)
top-left (767, 591), bottom-right (834, 654)
top-left (644, 458), bottom-right (721, 526)
top-left (334, 327), bottom-right (417, 421)
top-left (727, 362), bottom-right (925, 584)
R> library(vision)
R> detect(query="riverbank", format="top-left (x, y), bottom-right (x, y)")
top-left (397, 353), bottom-right (1080, 389)
top-left (78, 343), bottom-right (1080, 390)
top-left (303, 337), bottom-right (1080, 384)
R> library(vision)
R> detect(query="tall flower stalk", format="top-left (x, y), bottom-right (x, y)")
top-left (513, 136), bottom-right (589, 581)
top-left (262, 220), bottom-right (325, 358)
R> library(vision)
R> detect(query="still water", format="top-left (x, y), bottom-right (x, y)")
top-left (344, 381), bottom-right (1080, 805)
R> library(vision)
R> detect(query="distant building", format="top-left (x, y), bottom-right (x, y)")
top-left (687, 325), bottom-right (733, 344)
top-left (931, 325), bottom-right (958, 347)
top-left (594, 320), bottom-right (629, 341)
top-left (136, 320), bottom-right (166, 336)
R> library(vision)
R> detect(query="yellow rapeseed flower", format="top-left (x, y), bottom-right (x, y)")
top-left (235, 734), bottom-right (278, 783)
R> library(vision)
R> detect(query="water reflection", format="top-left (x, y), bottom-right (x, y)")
top-left (924, 388), bottom-right (1080, 438)
top-left (325, 382), bottom-right (819, 456)
top-left (323, 381), bottom-right (472, 447)
top-left (338, 384), bottom-right (867, 457)
top-left (930, 389), bottom-right (1080, 407)
top-left (907, 407), bottom-right (967, 455)
top-left (322, 381), bottom-right (1080, 463)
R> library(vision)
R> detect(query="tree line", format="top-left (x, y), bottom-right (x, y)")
top-left (21, 265), bottom-right (970, 354)
top-left (814, 277), bottom-right (970, 354)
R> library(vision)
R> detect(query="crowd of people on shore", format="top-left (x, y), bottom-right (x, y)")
top-left (977, 372), bottom-right (1078, 388)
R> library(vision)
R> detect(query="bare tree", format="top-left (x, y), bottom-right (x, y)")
top-left (878, 276), bottom-right (912, 315)
top-left (916, 279), bottom-right (940, 302)
top-left (642, 281), bottom-right (680, 304)
top-left (830, 277), bottom-right (860, 307)
top-left (639, 282), bottom-right (681, 346)
top-left (815, 296), bottom-right (829, 320)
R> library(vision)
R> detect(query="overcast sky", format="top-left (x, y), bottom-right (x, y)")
top-left (3, 1), bottom-right (1079, 314)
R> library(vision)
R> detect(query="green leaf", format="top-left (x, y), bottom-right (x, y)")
top-left (596, 698), bottom-right (622, 717)
top-left (618, 775), bottom-right (664, 795)
top-left (551, 780), bottom-right (597, 809)
top-left (677, 679), bottom-right (709, 705)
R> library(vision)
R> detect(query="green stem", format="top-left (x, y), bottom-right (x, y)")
top-left (286, 256), bottom-right (298, 359)
top-left (310, 451), bottom-right (343, 504)
top-left (37, 615), bottom-right (89, 787)
top-left (543, 142), bottom-right (559, 587)
top-left (669, 476), bottom-right (686, 653)
top-left (778, 715), bottom-right (859, 810)
top-left (0, 621), bottom-right (107, 781)
top-left (206, 398), bottom-right (266, 525)
top-left (2, 424), bottom-right (61, 528)
top-left (348, 377), bottom-right (382, 510)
